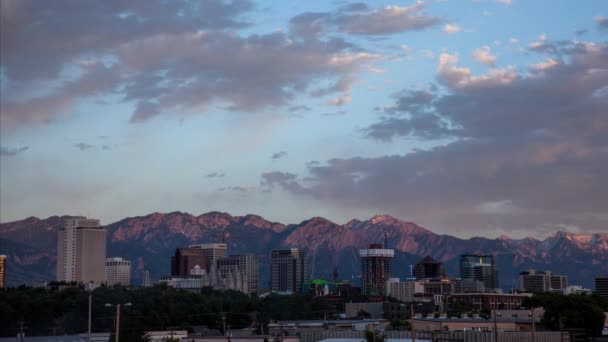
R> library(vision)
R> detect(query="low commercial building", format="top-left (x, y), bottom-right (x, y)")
top-left (447, 293), bottom-right (531, 311)
top-left (268, 319), bottom-right (388, 336)
top-left (519, 270), bottom-right (568, 293)
top-left (345, 302), bottom-right (384, 318)
top-left (412, 317), bottom-right (535, 332)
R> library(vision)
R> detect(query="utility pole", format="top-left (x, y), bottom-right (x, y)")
top-left (530, 308), bottom-right (536, 342)
top-left (222, 313), bottom-right (227, 336)
top-left (410, 303), bottom-right (415, 342)
top-left (115, 304), bottom-right (120, 342)
top-left (88, 291), bottom-right (92, 342)
top-left (493, 311), bottom-right (501, 342)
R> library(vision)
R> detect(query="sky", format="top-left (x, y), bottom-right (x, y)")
top-left (1, 0), bottom-right (607, 239)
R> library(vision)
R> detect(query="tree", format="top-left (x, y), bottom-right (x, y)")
top-left (523, 292), bottom-right (606, 337)
top-left (364, 330), bottom-right (386, 342)
top-left (357, 309), bottom-right (371, 318)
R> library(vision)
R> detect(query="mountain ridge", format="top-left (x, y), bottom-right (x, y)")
top-left (1, 211), bottom-right (606, 289)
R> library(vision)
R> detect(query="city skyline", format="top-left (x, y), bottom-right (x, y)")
top-left (1, 0), bottom-right (608, 240)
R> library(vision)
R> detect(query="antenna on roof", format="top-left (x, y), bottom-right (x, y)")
top-left (410, 264), bottom-right (413, 278)
top-left (384, 232), bottom-right (388, 249)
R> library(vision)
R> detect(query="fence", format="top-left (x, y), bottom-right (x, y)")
top-left (298, 329), bottom-right (570, 342)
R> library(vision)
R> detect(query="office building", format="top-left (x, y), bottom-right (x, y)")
top-left (453, 278), bottom-right (486, 293)
top-left (270, 249), bottom-right (308, 293)
top-left (171, 248), bottom-right (206, 277)
top-left (0, 255), bottom-right (5, 288)
top-left (423, 278), bottom-right (455, 295)
top-left (519, 270), bottom-right (568, 293)
top-left (105, 257), bottom-right (131, 286)
top-left (459, 254), bottom-right (499, 291)
top-left (189, 243), bottom-right (228, 274)
top-left (360, 244), bottom-right (394, 296)
top-left (413, 256), bottom-right (446, 279)
top-left (386, 279), bottom-right (424, 302)
top-left (57, 217), bottom-right (107, 283)
top-left (596, 276), bottom-right (608, 299)
top-left (217, 254), bottom-right (259, 294)
top-left (142, 270), bottom-right (151, 287)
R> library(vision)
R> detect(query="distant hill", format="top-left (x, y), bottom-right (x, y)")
top-left (1, 212), bottom-right (606, 289)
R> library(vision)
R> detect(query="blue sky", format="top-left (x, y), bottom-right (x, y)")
top-left (1, 0), bottom-right (607, 238)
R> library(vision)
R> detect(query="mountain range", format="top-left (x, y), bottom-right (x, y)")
top-left (1, 212), bottom-right (606, 289)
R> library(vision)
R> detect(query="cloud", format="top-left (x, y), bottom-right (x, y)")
top-left (443, 24), bottom-right (461, 34)
top-left (265, 39), bottom-right (608, 234)
top-left (327, 94), bottom-right (352, 106)
top-left (74, 142), bottom-right (95, 151)
top-left (290, 2), bottom-right (441, 37)
top-left (472, 45), bottom-right (497, 65)
top-left (271, 151), bottom-right (288, 160)
top-left (218, 186), bottom-right (253, 192)
top-left (260, 171), bottom-right (308, 194)
top-left (1, 0), bottom-right (386, 127)
top-left (508, 37), bottom-right (518, 44)
top-left (206, 172), bottom-right (226, 178)
top-left (595, 16), bottom-right (608, 30)
top-left (0, 145), bottom-right (29, 156)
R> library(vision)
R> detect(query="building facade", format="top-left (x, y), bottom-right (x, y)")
top-left (270, 249), bottom-right (308, 293)
top-left (189, 243), bottom-right (228, 273)
top-left (459, 254), bottom-right (499, 291)
top-left (105, 257), bottom-right (131, 286)
top-left (171, 248), bottom-right (206, 277)
top-left (360, 244), bottom-right (394, 296)
top-left (142, 270), bottom-right (151, 287)
top-left (0, 255), bottom-right (5, 288)
top-left (217, 254), bottom-right (259, 294)
top-left (448, 293), bottom-right (531, 311)
top-left (57, 217), bottom-right (107, 283)
top-left (596, 276), bottom-right (608, 299)
top-left (413, 256), bottom-right (446, 279)
top-left (386, 279), bottom-right (424, 302)
top-left (519, 270), bottom-right (568, 293)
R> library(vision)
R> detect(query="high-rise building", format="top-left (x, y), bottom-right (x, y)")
top-left (142, 270), bottom-right (151, 287)
top-left (413, 256), bottom-right (446, 279)
top-left (217, 254), bottom-right (259, 294)
top-left (596, 276), bottom-right (608, 299)
top-left (459, 254), bottom-right (499, 291)
top-left (270, 249), bottom-right (308, 293)
top-left (57, 217), bottom-right (106, 283)
top-left (0, 255), bottom-right (6, 288)
top-left (360, 244), bottom-right (394, 296)
top-left (189, 243), bottom-right (228, 274)
top-left (105, 257), bottom-right (131, 286)
top-left (519, 270), bottom-right (568, 293)
top-left (171, 248), bottom-right (206, 277)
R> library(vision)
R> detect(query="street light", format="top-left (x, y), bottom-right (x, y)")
top-left (105, 302), bottom-right (132, 342)
top-left (529, 308), bottom-right (536, 342)
top-left (493, 311), bottom-right (501, 342)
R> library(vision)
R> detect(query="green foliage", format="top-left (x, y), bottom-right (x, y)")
top-left (357, 309), bottom-right (371, 318)
top-left (0, 286), bottom-right (335, 337)
top-left (388, 320), bottom-right (410, 331)
top-left (523, 292), bottom-right (606, 337)
top-left (364, 330), bottom-right (386, 342)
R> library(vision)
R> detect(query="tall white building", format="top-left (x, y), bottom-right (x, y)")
top-left (142, 270), bottom-right (151, 287)
top-left (105, 257), bottom-right (131, 286)
top-left (57, 217), bottom-right (106, 283)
